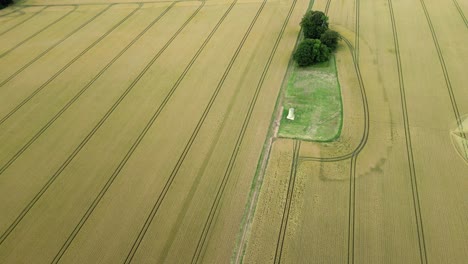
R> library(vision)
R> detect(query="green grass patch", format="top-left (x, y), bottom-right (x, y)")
top-left (278, 56), bottom-right (343, 141)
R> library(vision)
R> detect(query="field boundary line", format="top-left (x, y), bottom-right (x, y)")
top-left (0, 3), bottom-right (141, 175)
top-left (0, 5), bottom-right (77, 58)
top-left (0, 6), bottom-right (47, 36)
top-left (387, 0), bottom-right (427, 263)
top-left (452, 0), bottom-right (468, 28)
top-left (418, 0), bottom-right (468, 158)
top-left (273, 140), bottom-right (300, 264)
top-left (0, 4), bottom-right (112, 94)
top-left (0, 3), bottom-right (145, 245)
top-left (189, 0), bottom-right (299, 262)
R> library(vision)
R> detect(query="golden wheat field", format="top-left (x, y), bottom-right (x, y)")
top-left (242, 0), bottom-right (468, 263)
top-left (0, 0), bottom-right (311, 262)
top-left (1, 0), bottom-right (467, 263)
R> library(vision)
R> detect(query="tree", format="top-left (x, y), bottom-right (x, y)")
top-left (301, 10), bottom-right (329, 39)
top-left (294, 39), bottom-right (330, 67)
top-left (0, 0), bottom-right (13, 9)
top-left (320, 29), bottom-right (340, 50)
top-left (310, 39), bottom-right (331, 63)
top-left (294, 39), bottom-right (315, 66)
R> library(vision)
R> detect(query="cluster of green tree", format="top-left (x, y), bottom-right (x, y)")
top-left (294, 10), bottom-right (340, 67)
top-left (0, 0), bottom-right (14, 9)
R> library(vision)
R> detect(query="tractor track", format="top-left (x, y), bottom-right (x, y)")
top-left (346, 2), bottom-right (360, 263)
top-left (324, 0), bottom-right (331, 16)
top-left (300, 1), bottom-right (367, 263)
top-left (0, 3), bottom-right (141, 175)
top-left (114, 1), bottom-right (250, 262)
top-left (452, 0), bottom-right (467, 28)
top-left (299, 0), bottom-right (368, 163)
top-left (0, 0), bottom-right (187, 247)
top-left (0, 5), bottom-right (77, 58)
top-left (189, 0), bottom-right (298, 262)
top-left (0, 6), bottom-right (26, 18)
top-left (245, 0), bottom-right (368, 263)
top-left (418, 0), bottom-right (468, 158)
top-left (387, 0), bottom-right (428, 263)
top-left (0, 6), bottom-right (47, 36)
top-left (0, 4), bottom-right (111, 96)
top-left (273, 140), bottom-right (300, 264)
top-left (51, 1), bottom-right (207, 261)
top-left (299, 34), bottom-right (369, 164)
top-left (117, 0), bottom-right (272, 262)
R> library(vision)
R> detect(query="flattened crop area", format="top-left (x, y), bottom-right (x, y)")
top-left (0, 0), bottom-right (310, 262)
top-left (243, 0), bottom-right (468, 263)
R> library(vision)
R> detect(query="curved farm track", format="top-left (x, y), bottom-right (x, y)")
top-left (242, 0), bottom-right (468, 263)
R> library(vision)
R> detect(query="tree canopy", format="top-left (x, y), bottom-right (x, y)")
top-left (301, 10), bottom-right (329, 39)
top-left (0, 0), bottom-right (13, 9)
top-left (320, 29), bottom-right (340, 51)
top-left (293, 39), bottom-right (330, 67)
top-left (294, 10), bottom-right (340, 67)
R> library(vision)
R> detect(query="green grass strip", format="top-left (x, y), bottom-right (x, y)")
top-left (278, 54), bottom-right (343, 142)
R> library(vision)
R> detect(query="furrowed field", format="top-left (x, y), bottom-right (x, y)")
top-left (0, 0), bottom-right (310, 262)
top-left (1, 0), bottom-right (467, 263)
